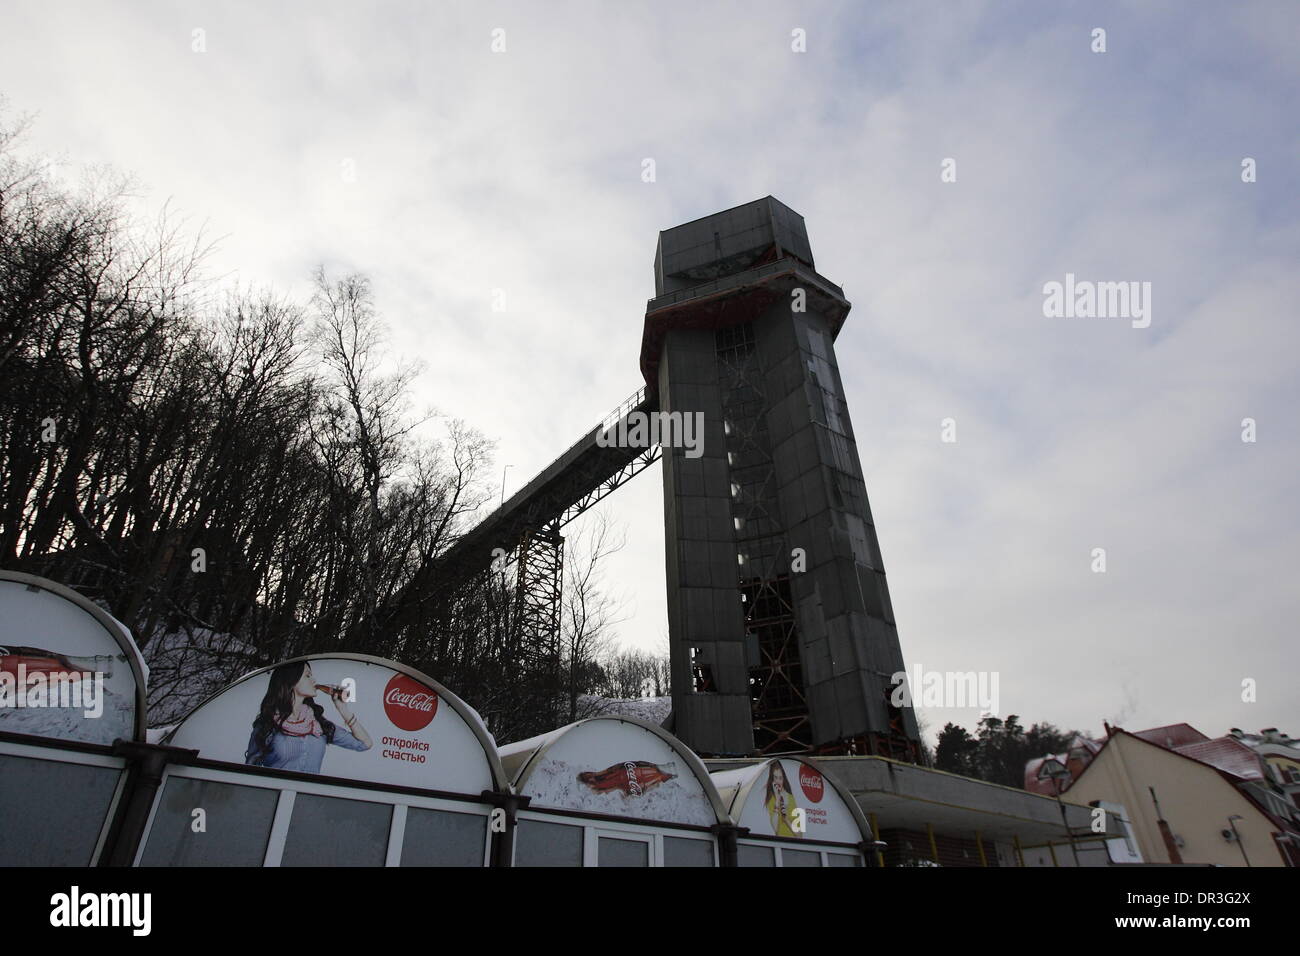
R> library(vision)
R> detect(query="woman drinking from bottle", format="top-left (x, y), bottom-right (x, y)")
top-left (763, 761), bottom-right (803, 838)
top-left (245, 661), bottom-right (371, 773)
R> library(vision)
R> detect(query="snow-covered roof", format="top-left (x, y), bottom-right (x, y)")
top-left (499, 715), bottom-right (729, 827)
top-left (1174, 737), bottom-right (1266, 781)
top-left (1133, 723), bottom-right (1208, 749)
top-left (580, 695), bottom-right (671, 727)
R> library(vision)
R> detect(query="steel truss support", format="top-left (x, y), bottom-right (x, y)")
top-left (505, 524), bottom-right (565, 727)
top-left (558, 444), bottom-right (661, 527)
top-left (744, 574), bottom-right (811, 755)
top-left (512, 524), bottom-right (564, 669)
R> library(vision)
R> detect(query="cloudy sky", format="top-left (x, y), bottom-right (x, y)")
top-left (4, 0), bottom-right (1297, 745)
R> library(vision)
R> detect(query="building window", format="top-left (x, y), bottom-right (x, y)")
top-left (781, 848), bottom-right (822, 867)
top-left (400, 807), bottom-right (489, 867)
top-left (139, 775), bottom-right (279, 866)
top-left (663, 836), bottom-right (715, 867)
top-left (738, 843), bottom-right (776, 867)
top-left (690, 646), bottom-right (715, 693)
top-left (280, 792), bottom-right (393, 867)
top-left (826, 852), bottom-right (862, 867)
top-left (0, 753), bottom-right (122, 866)
top-left (514, 819), bottom-right (583, 866)
top-left (598, 836), bottom-right (650, 867)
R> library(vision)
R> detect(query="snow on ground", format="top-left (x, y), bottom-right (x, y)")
top-left (580, 695), bottom-right (671, 726)
top-left (0, 686), bottom-right (135, 745)
top-left (143, 627), bottom-right (260, 729)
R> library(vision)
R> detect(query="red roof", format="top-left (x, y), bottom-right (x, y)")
top-left (1024, 756), bottom-right (1063, 794)
top-left (1067, 735), bottom-right (1102, 757)
top-left (1023, 724), bottom-right (1270, 794)
top-left (1133, 723), bottom-right (1209, 749)
top-left (1174, 737), bottom-right (1265, 782)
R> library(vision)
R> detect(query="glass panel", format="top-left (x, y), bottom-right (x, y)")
top-left (662, 836), bottom-right (715, 867)
top-left (782, 848), bottom-right (822, 867)
top-left (598, 836), bottom-right (649, 867)
top-left (400, 807), bottom-right (488, 867)
top-left (139, 775), bottom-right (278, 866)
top-left (280, 792), bottom-right (392, 867)
top-left (737, 843), bottom-right (776, 867)
top-left (513, 819), bottom-right (583, 867)
top-left (827, 852), bottom-right (863, 867)
top-left (844, 514), bottom-right (873, 568)
top-left (0, 753), bottom-right (120, 865)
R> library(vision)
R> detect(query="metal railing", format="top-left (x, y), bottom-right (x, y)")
top-left (491, 385), bottom-right (654, 519)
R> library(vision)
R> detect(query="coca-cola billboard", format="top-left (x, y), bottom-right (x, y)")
top-left (503, 717), bottom-right (720, 827)
top-left (728, 758), bottom-right (864, 845)
top-left (577, 760), bottom-right (675, 797)
top-left (799, 764), bottom-right (825, 803)
top-left (0, 573), bottom-right (145, 746)
top-left (383, 674), bottom-right (438, 731)
top-left (165, 655), bottom-right (501, 795)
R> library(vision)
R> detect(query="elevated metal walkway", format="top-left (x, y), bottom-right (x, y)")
top-left (365, 386), bottom-right (664, 647)
top-left (443, 385), bottom-right (661, 572)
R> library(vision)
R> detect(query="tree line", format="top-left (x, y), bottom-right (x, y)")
top-left (934, 715), bottom-right (1088, 789)
top-left (0, 109), bottom-right (667, 741)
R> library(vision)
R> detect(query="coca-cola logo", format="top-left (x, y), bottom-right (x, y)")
top-left (624, 761), bottom-right (642, 797)
top-left (383, 674), bottom-right (438, 731)
top-left (798, 764), bottom-right (824, 803)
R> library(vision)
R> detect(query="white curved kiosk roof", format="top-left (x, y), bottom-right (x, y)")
top-left (500, 715), bottom-right (730, 827)
top-left (712, 757), bottom-right (871, 847)
top-left (0, 570), bottom-right (148, 746)
top-left (164, 653), bottom-right (507, 794)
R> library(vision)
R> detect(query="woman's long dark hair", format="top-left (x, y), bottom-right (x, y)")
top-left (246, 661), bottom-right (335, 765)
top-left (765, 762), bottom-right (794, 802)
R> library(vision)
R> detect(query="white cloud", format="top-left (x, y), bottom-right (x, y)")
top-left (3, 0), bottom-right (1296, 744)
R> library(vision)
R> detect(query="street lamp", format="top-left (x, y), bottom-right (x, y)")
top-left (500, 464), bottom-right (512, 505)
top-left (1037, 757), bottom-right (1082, 866)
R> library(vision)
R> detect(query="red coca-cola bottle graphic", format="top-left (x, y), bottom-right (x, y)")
top-left (577, 760), bottom-right (675, 796)
top-left (0, 646), bottom-right (114, 680)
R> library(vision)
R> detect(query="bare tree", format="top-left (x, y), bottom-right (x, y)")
top-left (0, 112), bottom-right (507, 724)
top-left (559, 511), bottom-right (626, 724)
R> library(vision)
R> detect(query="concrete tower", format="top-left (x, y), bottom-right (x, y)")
top-left (642, 197), bottom-right (920, 759)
